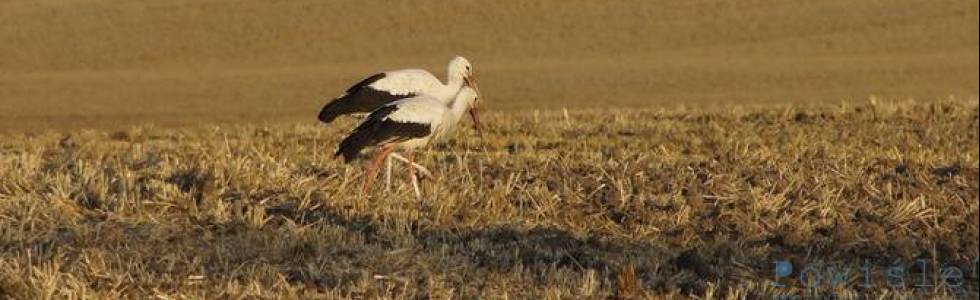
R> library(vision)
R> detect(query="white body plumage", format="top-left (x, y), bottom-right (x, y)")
top-left (317, 56), bottom-right (476, 124)
top-left (335, 87), bottom-right (480, 162)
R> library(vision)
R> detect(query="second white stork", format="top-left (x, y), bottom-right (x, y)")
top-left (336, 86), bottom-right (482, 198)
top-left (318, 56), bottom-right (477, 124)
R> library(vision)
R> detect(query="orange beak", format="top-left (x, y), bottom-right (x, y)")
top-left (468, 107), bottom-right (482, 135)
top-left (463, 75), bottom-right (482, 135)
top-left (464, 75), bottom-right (478, 92)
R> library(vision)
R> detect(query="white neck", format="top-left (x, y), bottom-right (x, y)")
top-left (438, 66), bottom-right (464, 100)
top-left (449, 94), bottom-right (471, 124)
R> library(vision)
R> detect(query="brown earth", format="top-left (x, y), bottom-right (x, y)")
top-left (1, 0), bottom-right (978, 132)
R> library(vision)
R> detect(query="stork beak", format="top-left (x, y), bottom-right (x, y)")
top-left (463, 75), bottom-right (482, 136)
top-left (464, 75), bottom-right (479, 93)
top-left (469, 107), bottom-right (482, 136)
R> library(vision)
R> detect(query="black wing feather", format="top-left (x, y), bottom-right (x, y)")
top-left (345, 73), bottom-right (385, 94)
top-left (335, 105), bottom-right (431, 162)
top-left (317, 73), bottom-right (415, 123)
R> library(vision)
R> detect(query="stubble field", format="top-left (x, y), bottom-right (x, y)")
top-left (1, 100), bottom-right (978, 299)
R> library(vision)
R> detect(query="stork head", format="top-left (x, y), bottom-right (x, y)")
top-left (448, 56), bottom-right (477, 90)
top-left (456, 86), bottom-right (483, 135)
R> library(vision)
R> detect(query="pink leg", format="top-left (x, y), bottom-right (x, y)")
top-left (362, 147), bottom-right (394, 195)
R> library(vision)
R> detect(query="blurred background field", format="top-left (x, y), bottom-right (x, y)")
top-left (1, 0), bottom-right (977, 132)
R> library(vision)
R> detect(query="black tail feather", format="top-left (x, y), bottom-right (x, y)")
top-left (317, 89), bottom-right (411, 124)
top-left (335, 128), bottom-right (373, 162)
top-left (318, 73), bottom-right (404, 124)
top-left (318, 96), bottom-right (351, 123)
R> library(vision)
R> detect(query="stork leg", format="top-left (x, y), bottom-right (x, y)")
top-left (362, 147), bottom-right (394, 195)
top-left (384, 155), bottom-right (393, 193)
top-left (406, 150), bottom-right (422, 202)
top-left (389, 153), bottom-right (433, 180)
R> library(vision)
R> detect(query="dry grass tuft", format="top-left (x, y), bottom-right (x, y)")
top-left (616, 263), bottom-right (639, 299)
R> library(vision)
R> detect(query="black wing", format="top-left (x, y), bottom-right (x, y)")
top-left (335, 105), bottom-right (431, 162)
top-left (317, 73), bottom-right (415, 123)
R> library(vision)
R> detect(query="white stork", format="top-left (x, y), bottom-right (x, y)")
top-left (318, 56), bottom-right (478, 124)
top-left (336, 86), bottom-right (482, 198)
